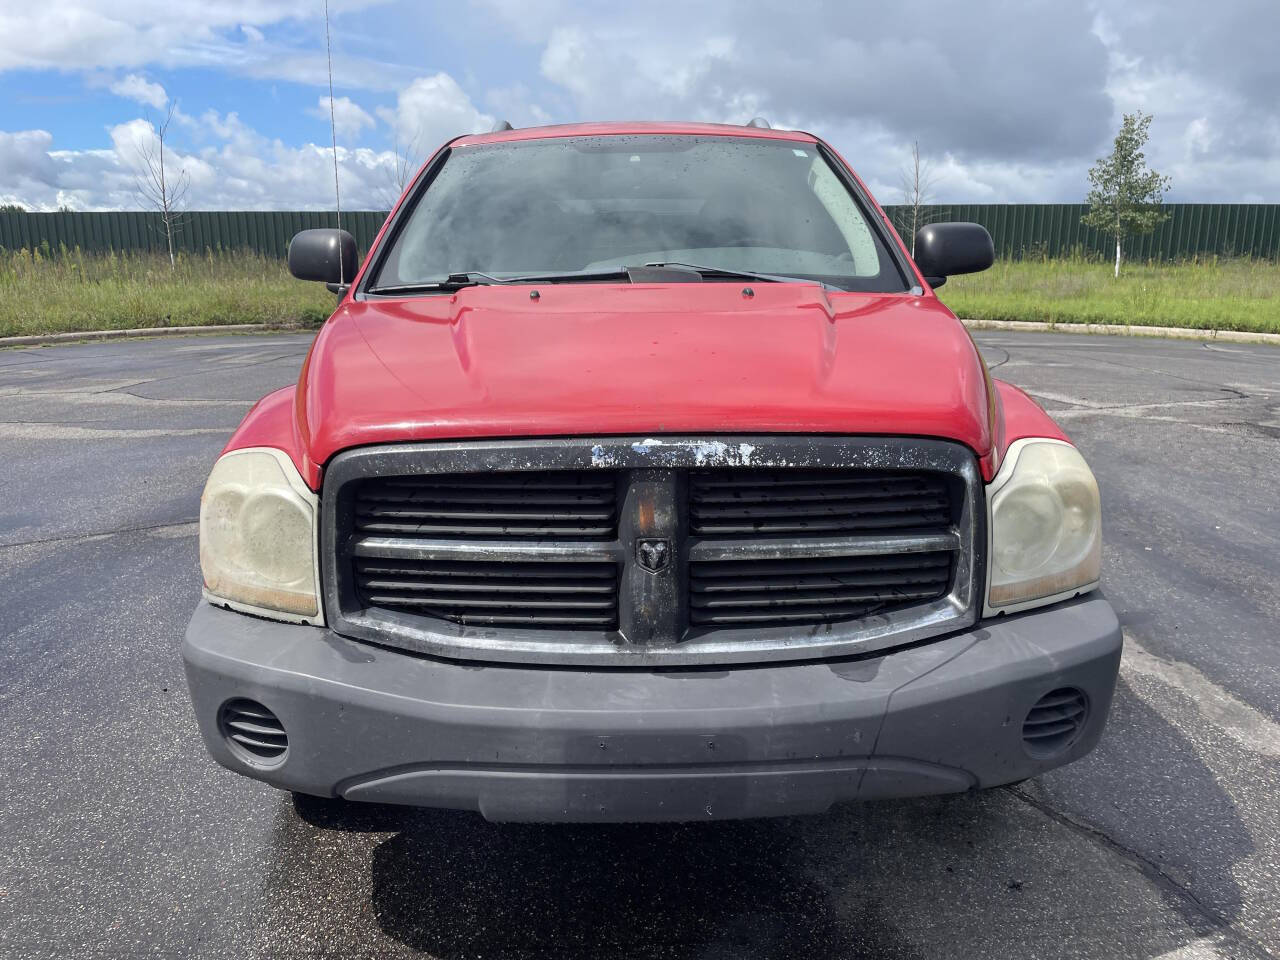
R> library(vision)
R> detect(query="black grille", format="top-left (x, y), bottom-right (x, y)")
top-left (354, 471), bottom-right (618, 539)
top-left (323, 437), bottom-right (980, 665)
top-left (689, 551), bottom-right (953, 626)
top-left (689, 468), bottom-right (951, 536)
top-left (219, 699), bottom-right (287, 763)
top-left (354, 556), bottom-right (620, 628)
top-left (1023, 688), bottom-right (1088, 756)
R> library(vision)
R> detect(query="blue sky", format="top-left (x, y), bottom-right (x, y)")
top-left (1, 0), bottom-right (1277, 210)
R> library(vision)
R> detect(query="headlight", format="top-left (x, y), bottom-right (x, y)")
top-left (199, 447), bottom-right (323, 624)
top-left (986, 438), bottom-right (1101, 614)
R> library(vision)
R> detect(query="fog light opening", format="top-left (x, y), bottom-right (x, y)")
top-left (218, 698), bottom-right (288, 767)
top-left (1022, 687), bottom-right (1088, 758)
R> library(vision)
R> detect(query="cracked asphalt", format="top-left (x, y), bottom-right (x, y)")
top-left (2, 330), bottom-right (1278, 959)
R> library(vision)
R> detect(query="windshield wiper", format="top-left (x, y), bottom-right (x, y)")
top-left (366, 274), bottom-right (491, 295)
top-left (369, 264), bottom-right (836, 295)
top-left (490, 268), bottom-right (632, 284)
top-left (366, 268), bottom-right (633, 295)
top-left (643, 261), bottom-right (838, 291)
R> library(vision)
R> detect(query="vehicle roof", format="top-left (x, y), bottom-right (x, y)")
top-left (453, 121), bottom-right (818, 147)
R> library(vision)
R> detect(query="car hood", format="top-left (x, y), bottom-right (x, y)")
top-left (299, 283), bottom-right (997, 474)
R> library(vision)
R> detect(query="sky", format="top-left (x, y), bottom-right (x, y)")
top-left (0, 0), bottom-right (1277, 211)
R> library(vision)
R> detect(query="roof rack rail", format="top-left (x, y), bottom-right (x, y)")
top-left (490, 120), bottom-right (514, 133)
top-left (746, 117), bottom-right (771, 129)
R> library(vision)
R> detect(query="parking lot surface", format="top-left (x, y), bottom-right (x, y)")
top-left (1, 329), bottom-right (1277, 959)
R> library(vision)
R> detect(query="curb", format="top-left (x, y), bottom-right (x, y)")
top-left (4, 319), bottom-right (1277, 349)
top-left (961, 318), bottom-right (1280, 346)
top-left (0, 322), bottom-right (313, 348)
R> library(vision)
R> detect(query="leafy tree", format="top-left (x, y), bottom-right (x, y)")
top-left (0, 203), bottom-right (26, 213)
top-left (1082, 111), bottom-right (1172, 277)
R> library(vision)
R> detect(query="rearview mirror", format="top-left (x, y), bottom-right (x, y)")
top-left (913, 222), bottom-right (994, 287)
top-left (288, 229), bottom-right (358, 290)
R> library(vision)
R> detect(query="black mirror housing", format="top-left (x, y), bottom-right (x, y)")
top-left (288, 229), bottom-right (358, 285)
top-left (913, 222), bottom-right (994, 284)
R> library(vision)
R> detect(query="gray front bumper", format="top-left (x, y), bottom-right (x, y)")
top-left (182, 597), bottom-right (1122, 823)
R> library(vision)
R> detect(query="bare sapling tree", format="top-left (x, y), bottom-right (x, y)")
top-left (135, 102), bottom-right (189, 269)
top-left (380, 133), bottom-right (421, 208)
top-left (1082, 111), bottom-right (1171, 278)
top-left (897, 141), bottom-right (937, 257)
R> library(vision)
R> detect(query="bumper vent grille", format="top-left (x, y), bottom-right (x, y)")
top-left (689, 551), bottom-right (953, 627)
top-left (689, 468), bottom-right (951, 537)
top-left (354, 471), bottom-right (618, 540)
top-left (219, 699), bottom-right (287, 764)
top-left (1023, 688), bottom-right (1088, 757)
top-left (354, 557), bottom-right (620, 628)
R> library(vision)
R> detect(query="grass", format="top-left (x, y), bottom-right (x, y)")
top-left (2, 246), bottom-right (1277, 340)
top-left (939, 256), bottom-right (1280, 334)
top-left (0, 246), bottom-right (335, 338)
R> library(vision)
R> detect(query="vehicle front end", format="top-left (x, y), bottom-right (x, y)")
top-left (182, 122), bottom-right (1120, 822)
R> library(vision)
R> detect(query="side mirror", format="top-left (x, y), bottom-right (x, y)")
top-left (913, 222), bottom-right (994, 288)
top-left (287, 229), bottom-right (358, 291)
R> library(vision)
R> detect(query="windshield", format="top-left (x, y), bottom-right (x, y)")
top-left (370, 135), bottom-right (907, 293)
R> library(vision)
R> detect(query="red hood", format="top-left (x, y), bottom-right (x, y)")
top-left (298, 284), bottom-right (996, 475)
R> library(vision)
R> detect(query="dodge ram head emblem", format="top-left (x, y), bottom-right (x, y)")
top-left (637, 539), bottom-right (671, 573)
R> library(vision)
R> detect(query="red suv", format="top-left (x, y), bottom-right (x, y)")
top-left (183, 121), bottom-right (1120, 822)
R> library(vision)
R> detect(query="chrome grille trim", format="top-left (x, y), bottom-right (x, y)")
top-left (351, 537), bottom-right (617, 564)
top-left (321, 436), bottom-right (984, 666)
top-left (687, 532), bottom-right (959, 562)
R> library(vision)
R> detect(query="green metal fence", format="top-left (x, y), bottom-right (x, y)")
top-left (882, 204), bottom-right (1280, 261)
top-left (0, 210), bottom-right (389, 259)
top-left (2, 205), bottom-right (1278, 261)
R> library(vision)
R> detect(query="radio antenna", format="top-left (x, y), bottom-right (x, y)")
top-left (323, 0), bottom-right (343, 284)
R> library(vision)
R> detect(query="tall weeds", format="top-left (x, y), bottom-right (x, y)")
top-left (1, 246), bottom-right (1276, 338)
top-left (0, 246), bottom-right (335, 337)
top-left (940, 257), bottom-right (1279, 332)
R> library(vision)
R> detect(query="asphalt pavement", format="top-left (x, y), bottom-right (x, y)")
top-left (1, 329), bottom-right (1277, 960)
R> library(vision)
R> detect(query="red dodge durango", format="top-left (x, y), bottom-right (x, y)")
top-left (182, 120), bottom-right (1121, 822)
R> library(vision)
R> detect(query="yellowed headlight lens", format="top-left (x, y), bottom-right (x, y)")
top-left (199, 449), bottom-right (321, 621)
top-left (989, 441), bottom-right (1101, 611)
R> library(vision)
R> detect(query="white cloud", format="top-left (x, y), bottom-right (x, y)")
top-left (1096, 14), bottom-right (1280, 203)
top-left (538, 26), bottom-right (737, 121)
top-left (108, 118), bottom-right (161, 169)
top-left (0, 1), bottom-right (410, 92)
top-left (0, 114), bottom-right (405, 212)
top-left (0, 3), bottom-right (295, 71)
top-left (195, 109), bottom-right (257, 146)
top-left (108, 74), bottom-right (168, 109)
top-left (473, 0), bottom-right (1280, 201)
top-left (309, 96), bottom-right (375, 139)
top-left (0, 130), bottom-right (58, 187)
top-left (484, 83), bottom-right (553, 128)
top-left (0, 65), bottom-right (497, 212)
top-left (375, 73), bottom-right (494, 154)
top-left (2, 0), bottom-right (1279, 206)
